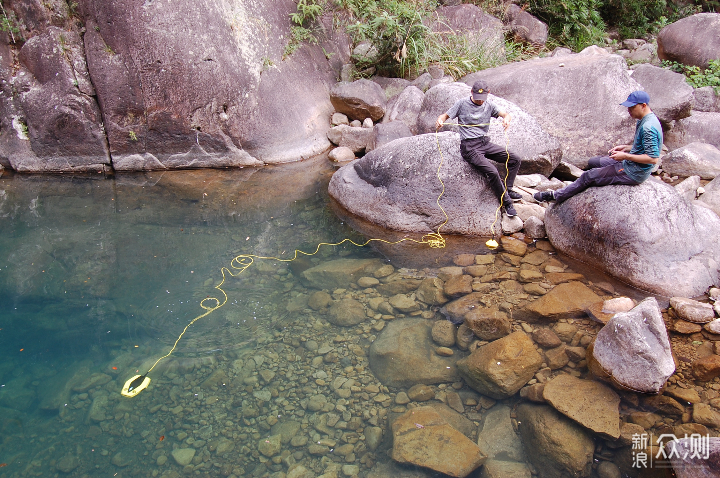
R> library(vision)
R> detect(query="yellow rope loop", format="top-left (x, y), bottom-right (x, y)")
top-left (422, 232), bottom-right (446, 248)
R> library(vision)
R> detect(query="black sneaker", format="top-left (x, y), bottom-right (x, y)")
top-left (533, 190), bottom-right (555, 202)
top-left (507, 189), bottom-right (522, 201)
top-left (503, 203), bottom-right (517, 217)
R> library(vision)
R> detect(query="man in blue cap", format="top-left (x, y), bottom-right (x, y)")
top-left (534, 90), bottom-right (663, 203)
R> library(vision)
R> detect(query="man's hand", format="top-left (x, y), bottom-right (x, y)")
top-left (436, 114), bottom-right (449, 130)
top-left (502, 115), bottom-right (511, 130)
top-left (609, 150), bottom-right (628, 161)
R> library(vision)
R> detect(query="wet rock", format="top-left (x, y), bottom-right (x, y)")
top-left (667, 436), bottom-right (720, 478)
top-left (307, 394), bottom-right (328, 412)
top-left (328, 298), bottom-right (367, 326)
top-left (271, 421), bottom-right (301, 445)
top-left (358, 276), bottom-right (380, 288)
top-left (388, 294), bottom-right (419, 313)
top-left (391, 406), bottom-right (486, 477)
top-left (596, 461), bottom-right (621, 478)
top-left (665, 386), bottom-right (701, 404)
top-left (457, 331), bottom-right (543, 399)
top-left (423, 402), bottom-right (477, 438)
top-left (331, 79), bottom-right (387, 122)
top-left (407, 384), bottom-right (435, 402)
top-left (692, 354), bottom-right (720, 381)
top-left (444, 274), bottom-right (473, 297)
top-left (456, 323), bottom-right (476, 350)
top-left (565, 346), bottom-right (586, 361)
top-left (369, 319), bottom-right (460, 387)
top-left (72, 373), bottom-right (112, 392)
top-left (532, 328), bottom-right (562, 348)
top-left (442, 292), bottom-right (486, 323)
top-left (287, 465), bottom-right (314, 478)
top-left (521, 383), bottom-right (546, 402)
top-left (431, 320), bottom-right (456, 347)
top-left (302, 258), bottom-right (382, 289)
top-left (670, 297), bottom-right (715, 324)
top-left (309, 291), bottom-right (332, 310)
top-left (39, 362), bottom-right (90, 411)
top-left (465, 307), bottom-right (511, 341)
top-left (476, 405), bottom-right (526, 462)
top-left (57, 454), bottom-right (79, 473)
top-left (500, 236), bottom-right (527, 256)
top-left (436, 347), bottom-right (454, 356)
top-left (693, 403), bottom-right (720, 428)
top-left (111, 449), bottom-right (134, 467)
top-left (258, 434), bottom-right (282, 457)
top-left (480, 460), bottom-right (532, 478)
top-left (588, 297), bottom-right (675, 393)
top-left (87, 393), bottom-right (109, 422)
top-left (543, 375), bottom-right (620, 439)
top-left (329, 147), bottom-right (355, 162)
top-left (544, 345), bottom-right (569, 370)
top-left (515, 282), bottom-right (601, 322)
top-left (365, 426), bottom-right (383, 451)
top-left (376, 279), bottom-right (422, 296)
top-left (416, 277), bottom-right (449, 305)
top-left (516, 403), bottom-right (594, 478)
top-left (172, 448), bottom-right (196, 466)
top-left (553, 323), bottom-right (578, 342)
top-left (675, 320), bottom-right (702, 334)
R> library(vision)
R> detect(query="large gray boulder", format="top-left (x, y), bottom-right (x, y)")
top-left (429, 4), bottom-right (505, 64)
top-left (368, 122), bottom-right (413, 152)
top-left (665, 112), bottom-right (720, 150)
top-left (461, 48), bottom-right (642, 168)
top-left (698, 175), bottom-right (720, 217)
top-left (661, 142), bottom-right (720, 179)
top-left (330, 79), bottom-right (387, 122)
top-left (629, 64), bottom-right (693, 124)
top-left (416, 83), bottom-right (563, 176)
top-left (505, 4), bottom-right (548, 46)
top-left (545, 179), bottom-right (720, 297)
top-left (693, 86), bottom-right (720, 113)
top-left (588, 298), bottom-right (675, 394)
top-left (330, 132), bottom-right (534, 236)
top-left (368, 319), bottom-right (461, 387)
top-left (382, 85), bottom-right (424, 134)
top-left (657, 13), bottom-right (720, 69)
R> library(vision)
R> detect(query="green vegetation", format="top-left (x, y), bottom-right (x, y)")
top-left (0, 3), bottom-right (21, 44)
top-left (129, 131), bottom-right (138, 141)
top-left (664, 59), bottom-right (720, 93)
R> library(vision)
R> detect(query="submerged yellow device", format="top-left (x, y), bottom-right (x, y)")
top-left (121, 374), bottom-right (151, 398)
top-left (485, 239), bottom-right (499, 249)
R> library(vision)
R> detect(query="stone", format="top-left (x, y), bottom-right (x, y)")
top-left (308, 291), bottom-right (332, 310)
top-left (693, 403), bottom-right (720, 428)
top-left (365, 426), bottom-right (383, 451)
top-left (368, 122), bottom-right (413, 152)
top-left (391, 406), bottom-right (486, 477)
top-left (57, 454), bottom-right (79, 473)
top-left (588, 297), bottom-right (675, 393)
top-left (596, 461), bottom-right (621, 478)
top-left (705, 319), bottom-right (720, 334)
top-left (674, 320), bottom-right (702, 334)
top-left (171, 448), bottom-right (196, 466)
top-left (464, 307), bottom-right (512, 341)
top-left (544, 179), bottom-right (720, 297)
top-left (431, 320), bottom-right (456, 347)
top-left (436, 347), bottom-right (454, 356)
top-left (382, 85), bottom-right (424, 134)
top-left (692, 354), bottom-right (720, 381)
top-left (629, 63), bottom-right (693, 124)
top-left (456, 331), bottom-right (543, 399)
top-left (662, 143), bottom-right (720, 179)
top-left (72, 373), bottom-right (112, 392)
top-left (327, 125), bottom-right (373, 153)
top-left (698, 173), bottom-right (720, 218)
top-left (270, 421), bottom-right (301, 445)
top-left (523, 216), bottom-right (546, 239)
top-left (671, 297), bottom-right (715, 324)
top-left (502, 214), bottom-right (524, 235)
top-left (515, 282), bottom-right (601, 322)
top-left (553, 323), bottom-right (578, 342)
top-left (667, 436), bottom-right (720, 478)
top-left (307, 394), bottom-right (328, 412)
top-left (552, 161), bottom-right (584, 181)
top-left (505, 4), bottom-right (548, 46)
top-left (500, 236), bottom-right (527, 256)
top-left (407, 384), bottom-right (435, 402)
top-left (369, 319), bottom-right (460, 387)
top-left (328, 147), bottom-right (355, 162)
top-left (444, 274), bottom-right (473, 297)
top-left (258, 435), bottom-right (282, 457)
top-left (657, 13), bottom-right (720, 69)
top-left (544, 345), bottom-right (569, 370)
top-left (532, 328), bottom-right (562, 348)
top-left (565, 346), bottom-right (586, 361)
top-left (302, 258), bottom-right (382, 289)
top-left (376, 279), bottom-right (422, 296)
top-left (665, 111), bottom-right (720, 152)
top-left (328, 298), bottom-right (367, 326)
top-left (331, 113), bottom-right (350, 126)
top-left (388, 294), bottom-right (419, 313)
top-left (416, 277), bottom-right (449, 305)
top-left (476, 405), bottom-right (526, 462)
top-left (665, 386), bottom-right (701, 404)
top-left (481, 460), bottom-right (532, 478)
top-left (517, 404), bottom-right (594, 478)
top-left (674, 175), bottom-right (702, 201)
top-left (330, 79), bottom-right (387, 122)
top-left (522, 383), bottom-right (546, 402)
top-left (429, 4), bottom-right (506, 62)
top-left (111, 449), bottom-right (134, 467)
top-left (441, 292), bottom-right (486, 323)
top-left (542, 375), bottom-right (621, 439)
top-left (693, 86), bottom-right (720, 113)
top-left (544, 272), bottom-right (585, 284)
top-left (446, 391), bottom-right (464, 413)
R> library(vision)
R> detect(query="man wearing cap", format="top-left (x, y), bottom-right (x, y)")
top-left (435, 80), bottom-right (522, 217)
top-left (534, 90), bottom-right (662, 204)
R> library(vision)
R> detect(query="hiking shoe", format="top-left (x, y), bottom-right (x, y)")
top-left (533, 190), bottom-right (555, 202)
top-left (507, 189), bottom-right (522, 201)
top-left (503, 203), bottom-right (517, 217)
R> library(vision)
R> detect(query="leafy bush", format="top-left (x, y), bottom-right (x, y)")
top-left (663, 59), bottom-right (720, 93)
top-left (527, 0), bottom-right (606, 51)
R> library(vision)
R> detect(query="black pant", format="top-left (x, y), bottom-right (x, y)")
top-left (460, 137), bottom-right (522, 206)
top-left (553, 156), bottom-right (639, 203)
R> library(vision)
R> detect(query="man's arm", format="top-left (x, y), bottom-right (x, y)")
top-left (497, 110), bottom-right (511, 129)
top-left (436, 113), bottom-right (450, 130)
top-left (609, 151), bottom-right (658, 164)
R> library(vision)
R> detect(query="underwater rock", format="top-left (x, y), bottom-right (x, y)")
top-left (327, 298), bottom-right (367, 326)
top-left (476, 404), bottom-right (526, 463)
top-left (302, 258), bottom-right (382, 289)
top-left (171, 448), bottom-right (196, 466)
top-left (514, 282), bottom-right (601, 322)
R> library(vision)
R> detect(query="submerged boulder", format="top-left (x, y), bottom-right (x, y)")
top-left (544, 179), bottom-right (720, 297)
top-left (461, 48), bottom-right (641, 168)
top-left (588, 297), bottom-right (675, 393)
top-left (416, 83), bottom-right (563, 176)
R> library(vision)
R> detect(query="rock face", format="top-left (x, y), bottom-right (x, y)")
top-left (542, 375), bottom-right (621, 439)
top-left (516, 404), bottom-right (594, 478)
top-left (665, 112), bottom-right (720, 151)
top-left (456, 331), bottom-right (543, 399)
top-left (693, 86), bottom-right (720, 113)
top-left (668, 437), bottom-right (720, 478)
top-left (330, 79), bottom-right (387, 122)
top-left (699, 174), bottom-right (720, 217)
top-left (588, 298), bottom-right (675, 393)
top-left (657, 13), bottom-right (720, 69)
top-left (0, 0), bottom-right (348, 171)
top-left (515, 282), bottom-right (601, 322)
top-left (368, 122), bottom-right (413, 152)
top-left (369, 319), bottom-right (460, 387)
top-left (461, 49), bottom-right (641, 168)
top-left (382, 85), bottom-right (424, 134)
top-left (505, 4), bottom-right (548, 46)
top-left (416, 83), bottom-right (563, 176)
top-left (629, 64), bottom-right (693, 124)
top-left (545, 179), bottom-right (720, 297)
top-left (430, 4), bottom-right (505, 63)
top-left (661, 143), bottom-right (720, 179)
top-left (391, 406), bottom-right (486, 478)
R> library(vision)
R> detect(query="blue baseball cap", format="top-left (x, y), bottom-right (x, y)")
top-left (620, 90), bottom-right (650, 107)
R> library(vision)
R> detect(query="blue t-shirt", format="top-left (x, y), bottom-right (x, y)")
top-left (445, 97), bottom-right (500, 140)
top-left (623, 112), bottom-right (663, 183)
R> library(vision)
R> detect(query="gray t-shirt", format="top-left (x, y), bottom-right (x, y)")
top-left (445, 97), bottom-right (500, 140)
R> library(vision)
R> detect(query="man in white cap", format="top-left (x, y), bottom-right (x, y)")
top-left (436, 80), bottom-right (521, 217)
top-left (534, 90), bottom-right (663, 203)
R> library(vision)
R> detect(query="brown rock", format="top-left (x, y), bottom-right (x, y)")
top-left (670, 297), bottom-right (716, 324)
top-left (515, 282), bottom-right (601, 322)
top-left (521, 383), bottom-right (546, 403)
top-left (465, 307), bottom-right (511, 341)
top-left (532, 328), bottom-right (562, 348)
top-left (456, 323), bottom-right (475, 350)
top-left (377, 279), bottom-right (423, 296)
top-left (552, 323), bottom-right (578, 342)
top-left (618, 422), bottom-right (646, 446)
top-left (565, 346), bottom-right (586, 362)
top-left (585, 302), bottom-right (614, 324)
top-left (521, 250), bottom-right (550, 265)
top-left (665, 387), bottom-right (701, 404)
top-left (544, 272), bottom-right (585, 284)
top-left (500, 236), bottom-right (527, 256)
top-left (308, 290), bottom-right (332, 310)
top-left (431, 320), bottom-right (456, 347)
top-left (416, 277), bottom-right (449, 306)
top-left (642, 395), bottom-right (685, 416)
top-left (499, 253), bottom-right (522, 266)
top-left (328, 298), bottom-right (367, 326)
top-left (693, 403), bottom-right (720, 428)
top-left (518, 269), bottom-right (544, 283)
top-left (407, 384), bottom-right (435, 402)
top-left (543, 375), bottom-right (621, 439)
top-left (673, 320), bottom-right (703, 334)
top-left (456, 331), bottom-right (543, 399)
top-left (441, 292), bottom-right (485, 323)
top-left (673, 422), bottom-right (710, 438)
top-left (545, 345), bottom-right (569, 370)
top-left (444, 274), bottom-right (473, 297)
top-left (464, 265), bottom-right (488, 277)
top-left (446, 391), bottom-right (464, 413)
top-left (453, 254), bottom-right (476, 267)
top-left (692, 354), bottom-right (720, 381)
top-left (391, 406), bottom-right (486, 477)
top-left (436, 347), bottom-right (454, 357)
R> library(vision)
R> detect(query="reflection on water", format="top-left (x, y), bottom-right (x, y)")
top-left (0, 158), bottom-right (690, 478)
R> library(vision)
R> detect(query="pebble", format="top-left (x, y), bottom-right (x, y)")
top-left (171, 448), bottom-right (196, 466)
top-left (435, 347), bottom-right (454, 356)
